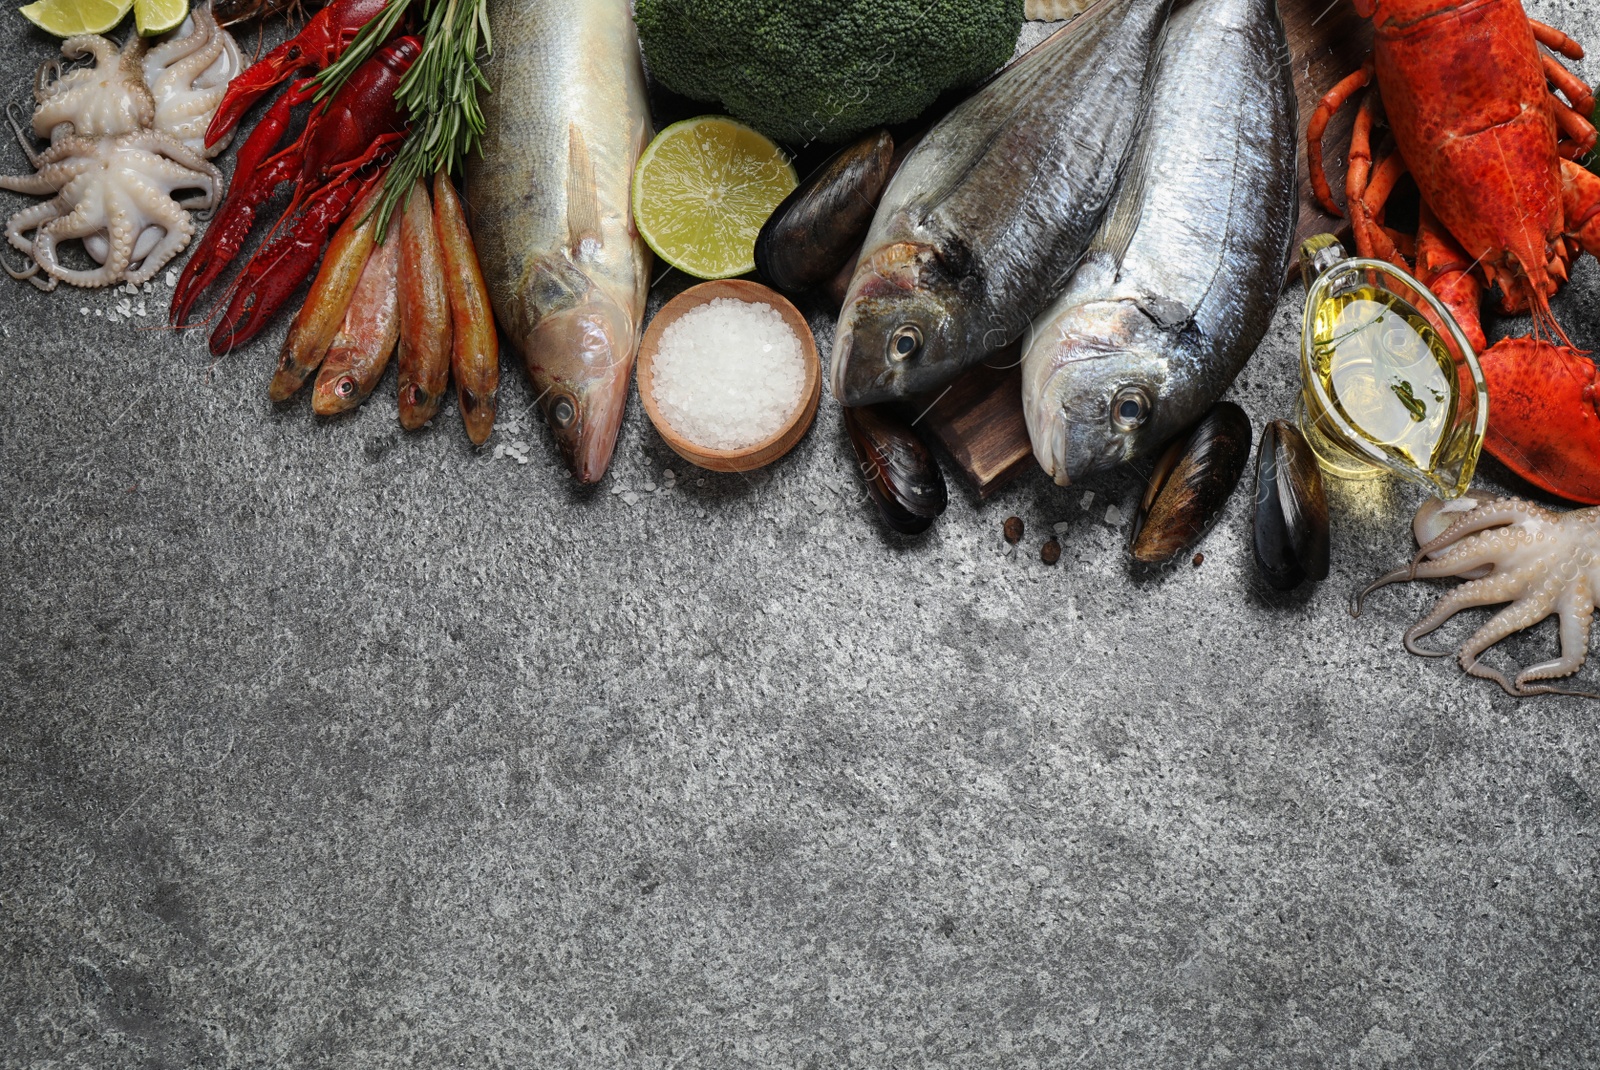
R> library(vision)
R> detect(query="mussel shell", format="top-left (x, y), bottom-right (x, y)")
top-left (843, 404), bottom-right (948, 535)
top-left (1128, 402), bottom-right (1252, 565)
top-left (1253, 420), bottom-right (1330, 589)
top-left (755, 130), bottom-right (894, 295)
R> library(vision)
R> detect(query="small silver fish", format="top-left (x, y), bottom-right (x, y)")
top-left (830, 0), bottom-right (1172, 407)
top-left (466, 0), bottom-right (652, 483)
top-left (1021, 0), bottom-right (1297, 485)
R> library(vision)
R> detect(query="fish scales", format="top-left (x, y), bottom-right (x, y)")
top-left (1022, 0), bottom-right (1297, 485)
top-left (831, 0), bottom-right (1173, 407)
top-left (466, 0), bottom-right (651, 483)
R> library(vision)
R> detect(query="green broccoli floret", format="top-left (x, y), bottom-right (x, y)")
top-left (635, 0), bottom-right (1024, 146)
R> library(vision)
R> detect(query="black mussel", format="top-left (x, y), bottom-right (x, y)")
top-left (1253, 420), bottom-right (1331, 590)
top-left (825, 245), bottom-right (860, 310)
top-left (843, 404), bottom-right (948, 535)
top-left (755, 130), bottom-right (894, 294)
top-left (1129, 402), bottom-right (1252, 566)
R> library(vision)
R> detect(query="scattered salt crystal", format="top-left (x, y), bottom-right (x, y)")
top-left (643, 481), bottom-right (656, 492)
top-left (105, 312), bottom-right (118, 324)
top-left (610, 484), bottom-right (623, 495)
top-left (165, 270), bottom-right (177, 288)
top-left (622, 491), bottom-right (640, 505)
top-left (511, 440), bottom-right (529, 452)
top-left (1053, 522), bottom-right (1069, 534)
top-left (493, 444), bottom-right (506, 459)
top-left (1104, 505), bottom-right (1122, 526)
top-left (142, 282), bottom-right (153, 293)
top-left (651, 297), bottom-right (805, 451)
top-left (1080, 491), bottom-right (1095, 509)
top-left (80, 307), bottom-right (88, 316)
top-left (662, 469), bottom-right (675, 481)
top-left (515, 455), bottom-right (529, 465)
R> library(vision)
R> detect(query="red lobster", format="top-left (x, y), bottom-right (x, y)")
top-left (205, 0), bottom-right (394, 148)
top-left (172, 36), bottom-right (420, 355)
top-left (1308, 0), bottom-right (1600, 503)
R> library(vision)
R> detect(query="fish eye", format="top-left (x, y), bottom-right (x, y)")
top-left (889, 324), bottom-right (922, 362)
top-left (1111, 386), bottom-right (1151, 431)
top-left (335, 377), bottom-right (355, 399)
top-left (551, 395), bottom-right (577, 428)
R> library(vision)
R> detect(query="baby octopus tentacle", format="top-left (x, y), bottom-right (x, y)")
top-left (1403, 576), bottom-right (1520, 657)
top-left (6, 101), bottom-right (42, 168)
top-left (1409, 501), bottom-right (1535, 568)
top-left (1457, 597), bottom-right (1560, 696)
top-left (146, 7), bottom-right (238, 156)
top-left (1352, 540), bottom-right (1506, 616)
top-left (4, 197), bottom-right (65, 288)
top-left (37, 191), bottom-right (126, 287)
top-left (121, 177), bottom-right (194, 284)
top-left (1510, 601), bottom-right (1600, 698)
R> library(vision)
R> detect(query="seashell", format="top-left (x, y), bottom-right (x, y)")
top-left (1128, 401), bottom-right (1252, 565)
top-left (755, 129), bottom-right (894, 295)
top-left (843, 403), bottom-right (947, 535)
top-left (1253, 419), bottom-right (1331, 590)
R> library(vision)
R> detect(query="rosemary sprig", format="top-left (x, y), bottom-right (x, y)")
top-left (312, 0), bottom-right (492, 233)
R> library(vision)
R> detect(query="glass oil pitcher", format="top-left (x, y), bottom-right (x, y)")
top-left (1295, 234), bottom-right (1487, 499)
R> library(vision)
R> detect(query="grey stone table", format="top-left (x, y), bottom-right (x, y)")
top-left (3, 4), bottom-right (1597, 1067)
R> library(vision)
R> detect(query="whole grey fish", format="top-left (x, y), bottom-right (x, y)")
top-left (830, 0), bottom-right (1172, 407)
top-left (466, 0), bottom-right (651, 483)
top-left (1021, 0), bottom-right (1296, 485)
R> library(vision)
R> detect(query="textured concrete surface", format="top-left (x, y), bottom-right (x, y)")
top-left (3, 3), bottom-right (1599, 1068)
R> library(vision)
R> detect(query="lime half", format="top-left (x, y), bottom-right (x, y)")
top-left (632, 116), bottom-right (798, 280)
top-left (134, 0), bottom-right (187, 35)
top-left (20, 0), bottom-right (134, 36)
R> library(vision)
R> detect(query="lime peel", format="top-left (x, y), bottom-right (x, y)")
top-left (19, 0), bottom-right (134, 36)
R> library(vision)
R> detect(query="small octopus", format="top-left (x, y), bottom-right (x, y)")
top-left (0, 3), bottom-right (240, 290)
top-left (1353, 493), bottom-right (1600, 699)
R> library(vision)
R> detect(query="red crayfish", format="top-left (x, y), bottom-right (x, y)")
top-left (171, 30), bottom-right (417, 355)
top-left (206, 0), bottom-right (393, 146)
top-left (1308, 0), bottom-right (1600, 503)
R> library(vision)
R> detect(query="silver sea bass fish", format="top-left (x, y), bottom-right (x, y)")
top-left (831, 0), bottom-right (1172, 407)
top-left (1021, 0), bottom-right (1296, 486)
top-left (466, 0), bottom-right (652, 484)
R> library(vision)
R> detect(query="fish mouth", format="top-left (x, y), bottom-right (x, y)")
top-left (526, 302), bottom-right (635, 484)
top-left (1047, 414), bottom-right (1072, 487)
top-left (830, 324), bottom-right (902, 407)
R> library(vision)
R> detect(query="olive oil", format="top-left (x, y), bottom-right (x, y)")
top-left (1306, 286), bottom-right (1458, 471)
top-left (1294, 235), bottom-right (1486, 498)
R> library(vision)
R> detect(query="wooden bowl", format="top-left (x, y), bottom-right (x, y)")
top-left (636, 279), bottom-right (822, 473)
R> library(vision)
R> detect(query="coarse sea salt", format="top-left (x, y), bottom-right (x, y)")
top-left (651, 297), bottom-right (805, 451)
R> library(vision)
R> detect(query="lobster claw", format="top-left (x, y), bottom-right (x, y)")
top-left (204, 0), bottom-right (393, 148)
top-left (1481, 339), bottom-right (1600, 506)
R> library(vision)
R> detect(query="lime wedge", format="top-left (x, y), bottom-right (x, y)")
top-left (632, 116), bottom-right (798, 281)
top-left (134, 0), bottom-right (186, 35)
top-left (19, 0), bottom-right (133, 36)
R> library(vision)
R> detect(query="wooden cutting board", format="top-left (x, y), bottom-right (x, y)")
top-left (921, 0), bottom-right (1372, 498)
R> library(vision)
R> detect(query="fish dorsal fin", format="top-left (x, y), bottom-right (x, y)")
top-left (566, 122), bottom-right (602, 253)
top-left (1090, 124), bottom-right (1152, 270)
